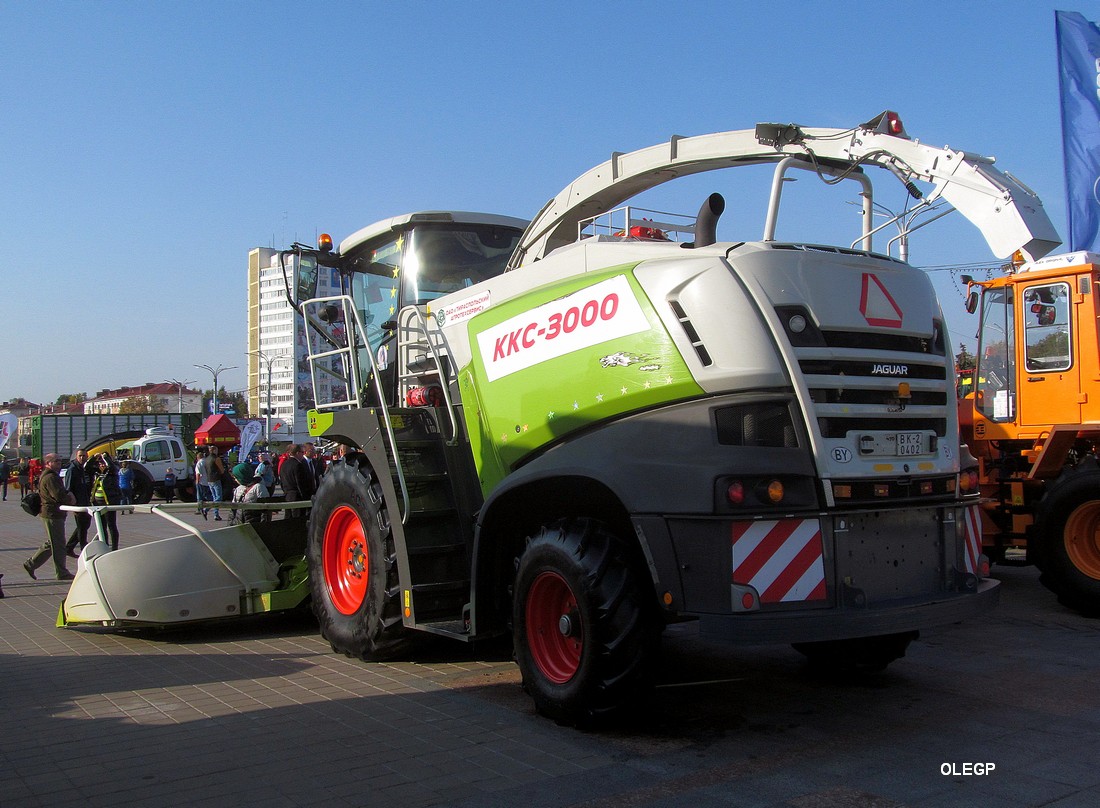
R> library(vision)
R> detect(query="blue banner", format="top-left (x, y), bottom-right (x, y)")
top-left (1057, 10), bottom-right (1100, 253)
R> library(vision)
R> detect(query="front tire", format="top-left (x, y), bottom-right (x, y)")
top-left (1036, 467), bottom-right (1100, 616)
top-left (513, 518), bottom-right (659, 724)
top-left (308, 459), bottom-right (408, 659)
top-left (131, 466), bottom-right (154, 504)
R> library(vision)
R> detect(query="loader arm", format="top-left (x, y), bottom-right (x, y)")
top-left (508, 112), bottom-right (1061, 267)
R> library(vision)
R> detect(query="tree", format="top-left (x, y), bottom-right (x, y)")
top-left (118, 396), bottom-right (167, 414)
top-left (955, 343), bottom-right (976, 370)
top-left (55, 393), bottom-right (87, 406)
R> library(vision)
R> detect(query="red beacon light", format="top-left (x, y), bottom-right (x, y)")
top-left (862, 110), bottom-right (908, 139)
top-left (317, 233), bottom-right (333, 253)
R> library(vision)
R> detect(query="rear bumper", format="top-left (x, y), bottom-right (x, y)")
top-left (696, 578), bottom-right (999, 645)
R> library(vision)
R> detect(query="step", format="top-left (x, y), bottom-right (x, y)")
top-left (411, 580), bottom-right (470, 596)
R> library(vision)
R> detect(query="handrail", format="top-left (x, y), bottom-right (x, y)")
top-left (764, 156), bottom-right (873, 250)
top-left (399, 305), bottom-right (461, 444)
top-left (300, 292), bottom-right (411, 522)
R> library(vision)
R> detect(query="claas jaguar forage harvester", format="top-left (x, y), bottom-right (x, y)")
top-left (284, 112), bottom-right (1063, 723)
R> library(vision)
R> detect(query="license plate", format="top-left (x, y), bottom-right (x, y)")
top-left (896, 432), bottom-right (923, 456)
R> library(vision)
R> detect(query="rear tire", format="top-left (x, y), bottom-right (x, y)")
top-left (1036, 467), bottom-right (1100, 617)
top-left (513, 518), bottom-right (660, 724)
top-left (308, 459), bottom-right (408, 659)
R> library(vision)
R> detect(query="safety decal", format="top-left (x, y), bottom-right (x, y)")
top-left (859, 273), bottom-right (904, 328)
top-left (475, 274), bottom-right (650, 382)
top-left (731, 519), bottom-right (827, 603)
top-left (962, 505), bottom-right (983, 575)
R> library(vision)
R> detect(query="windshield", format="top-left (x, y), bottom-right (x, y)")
top-left (340, 222), bottom-right (523, 405)
top-left (975, 286), bottom-right (1016, 422)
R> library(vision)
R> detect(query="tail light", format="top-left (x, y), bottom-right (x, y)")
top-left (959, 468), bottom-right (980, 494)
top-left (726, 479), bottom-right (785, 506)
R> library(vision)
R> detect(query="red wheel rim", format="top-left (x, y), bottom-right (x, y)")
top-left (525, 571), bottom-right (582, 684)
top-left (323, 505), bottom-right (369, 615)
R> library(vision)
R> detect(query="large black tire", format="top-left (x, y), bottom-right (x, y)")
top-left (307, 459), bottom-right (409, 659)
top-left (513, 518), bottom-right (660, 725)
top-left (1036, 466), bottom-right (1100, 617)
top-left (792, 630), bottom-right (918, 674)
top-left (131, 465), bottom-right (154, 505)
top-left (175, 478), bottom-right (197, 502)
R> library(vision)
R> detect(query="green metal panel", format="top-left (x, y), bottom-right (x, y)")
top-left (460, 265), bottom-right (703, 493)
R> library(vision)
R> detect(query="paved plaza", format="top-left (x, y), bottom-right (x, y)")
top-left (2, 494), bottom-right (1099, 807)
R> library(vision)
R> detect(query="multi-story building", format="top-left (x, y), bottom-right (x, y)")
top-left (84, 383), bottom-right (202, 415)
top-left (248, 247), bottom-right (341, 443)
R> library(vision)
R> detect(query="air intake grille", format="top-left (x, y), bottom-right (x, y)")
top-left (670, 300), bottom-right (713, 366)
top-left (715, 403), bottom-right (798, 448)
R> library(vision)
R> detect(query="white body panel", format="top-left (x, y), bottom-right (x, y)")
top-left (64, 527), bottom-right (279, 625)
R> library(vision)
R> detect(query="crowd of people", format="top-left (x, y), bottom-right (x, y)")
top-left (5, 440), bottom-right (343, 583)
top-left (22, 449), bottom-right (126, 580)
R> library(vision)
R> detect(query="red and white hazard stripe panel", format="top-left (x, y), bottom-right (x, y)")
top-left (731, 518), bottom-right (827, 603)
top-left (961, 505), bottom-right (983, 576)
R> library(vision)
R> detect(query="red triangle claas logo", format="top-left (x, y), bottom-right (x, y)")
top-left (859, 273), bottom-right (904, 328)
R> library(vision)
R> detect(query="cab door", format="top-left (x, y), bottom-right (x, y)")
top-left (1016, 278), bottom-right (1080, 427)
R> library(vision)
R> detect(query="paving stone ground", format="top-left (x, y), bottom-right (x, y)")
top-left (2, 493), bottom-right (1099, 807)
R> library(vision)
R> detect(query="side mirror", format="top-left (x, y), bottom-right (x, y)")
top-left (295, 254), bottom-right (320, 303)
top-left (965, 289), bottom-right (979, 315)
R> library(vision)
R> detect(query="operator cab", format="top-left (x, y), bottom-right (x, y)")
top-left (287, 212), bottom-right (526, 411)
top-left (969, 253), bottom-right (1089, 430)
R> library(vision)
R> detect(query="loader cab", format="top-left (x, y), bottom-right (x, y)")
top-left (972, 263), bottom-right (1088, 436)
top-left (294, 213), bottom-right (526, 411)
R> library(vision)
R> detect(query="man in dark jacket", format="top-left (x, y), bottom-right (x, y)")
top-left (24, 453), bottom-right (75, 580)
top-left (278, 444), bottom-right (314, 518)
top-left (64, 449), bottom-right (92, 558)
top-left (0, 456), bottom-right (10, 501)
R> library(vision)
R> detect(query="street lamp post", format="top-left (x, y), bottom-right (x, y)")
top-left (248, 351), bottom-right (287, 445)
top-left (164, 378), bottom-right (195, 414)
top-left (193, 364), bottom-right (237, 416)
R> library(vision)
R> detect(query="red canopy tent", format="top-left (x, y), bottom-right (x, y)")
top-left (194, 414), bottom-right (240, 448)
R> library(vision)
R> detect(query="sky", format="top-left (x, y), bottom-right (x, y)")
top-left (0, 0), bottom-right (1079, 406)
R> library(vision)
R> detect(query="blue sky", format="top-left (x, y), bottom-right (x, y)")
top-left (0, 1), bottom-right (1076, 405)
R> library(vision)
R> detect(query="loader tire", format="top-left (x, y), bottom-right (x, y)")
top-left (1036, 467), bottom-right (1100, 617)
top-left (513, 518), bottom-right (661, 725)
top-left (307, 459), bottom-right (409, 659)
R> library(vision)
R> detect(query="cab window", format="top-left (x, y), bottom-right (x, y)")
top-left (1023, 282), bottom-right (1071, 372)
top-left (143, 440), bottom-right (169, 463)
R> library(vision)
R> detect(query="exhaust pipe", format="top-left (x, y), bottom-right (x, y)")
top-left (691, 193), bottom-right (725, 248)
